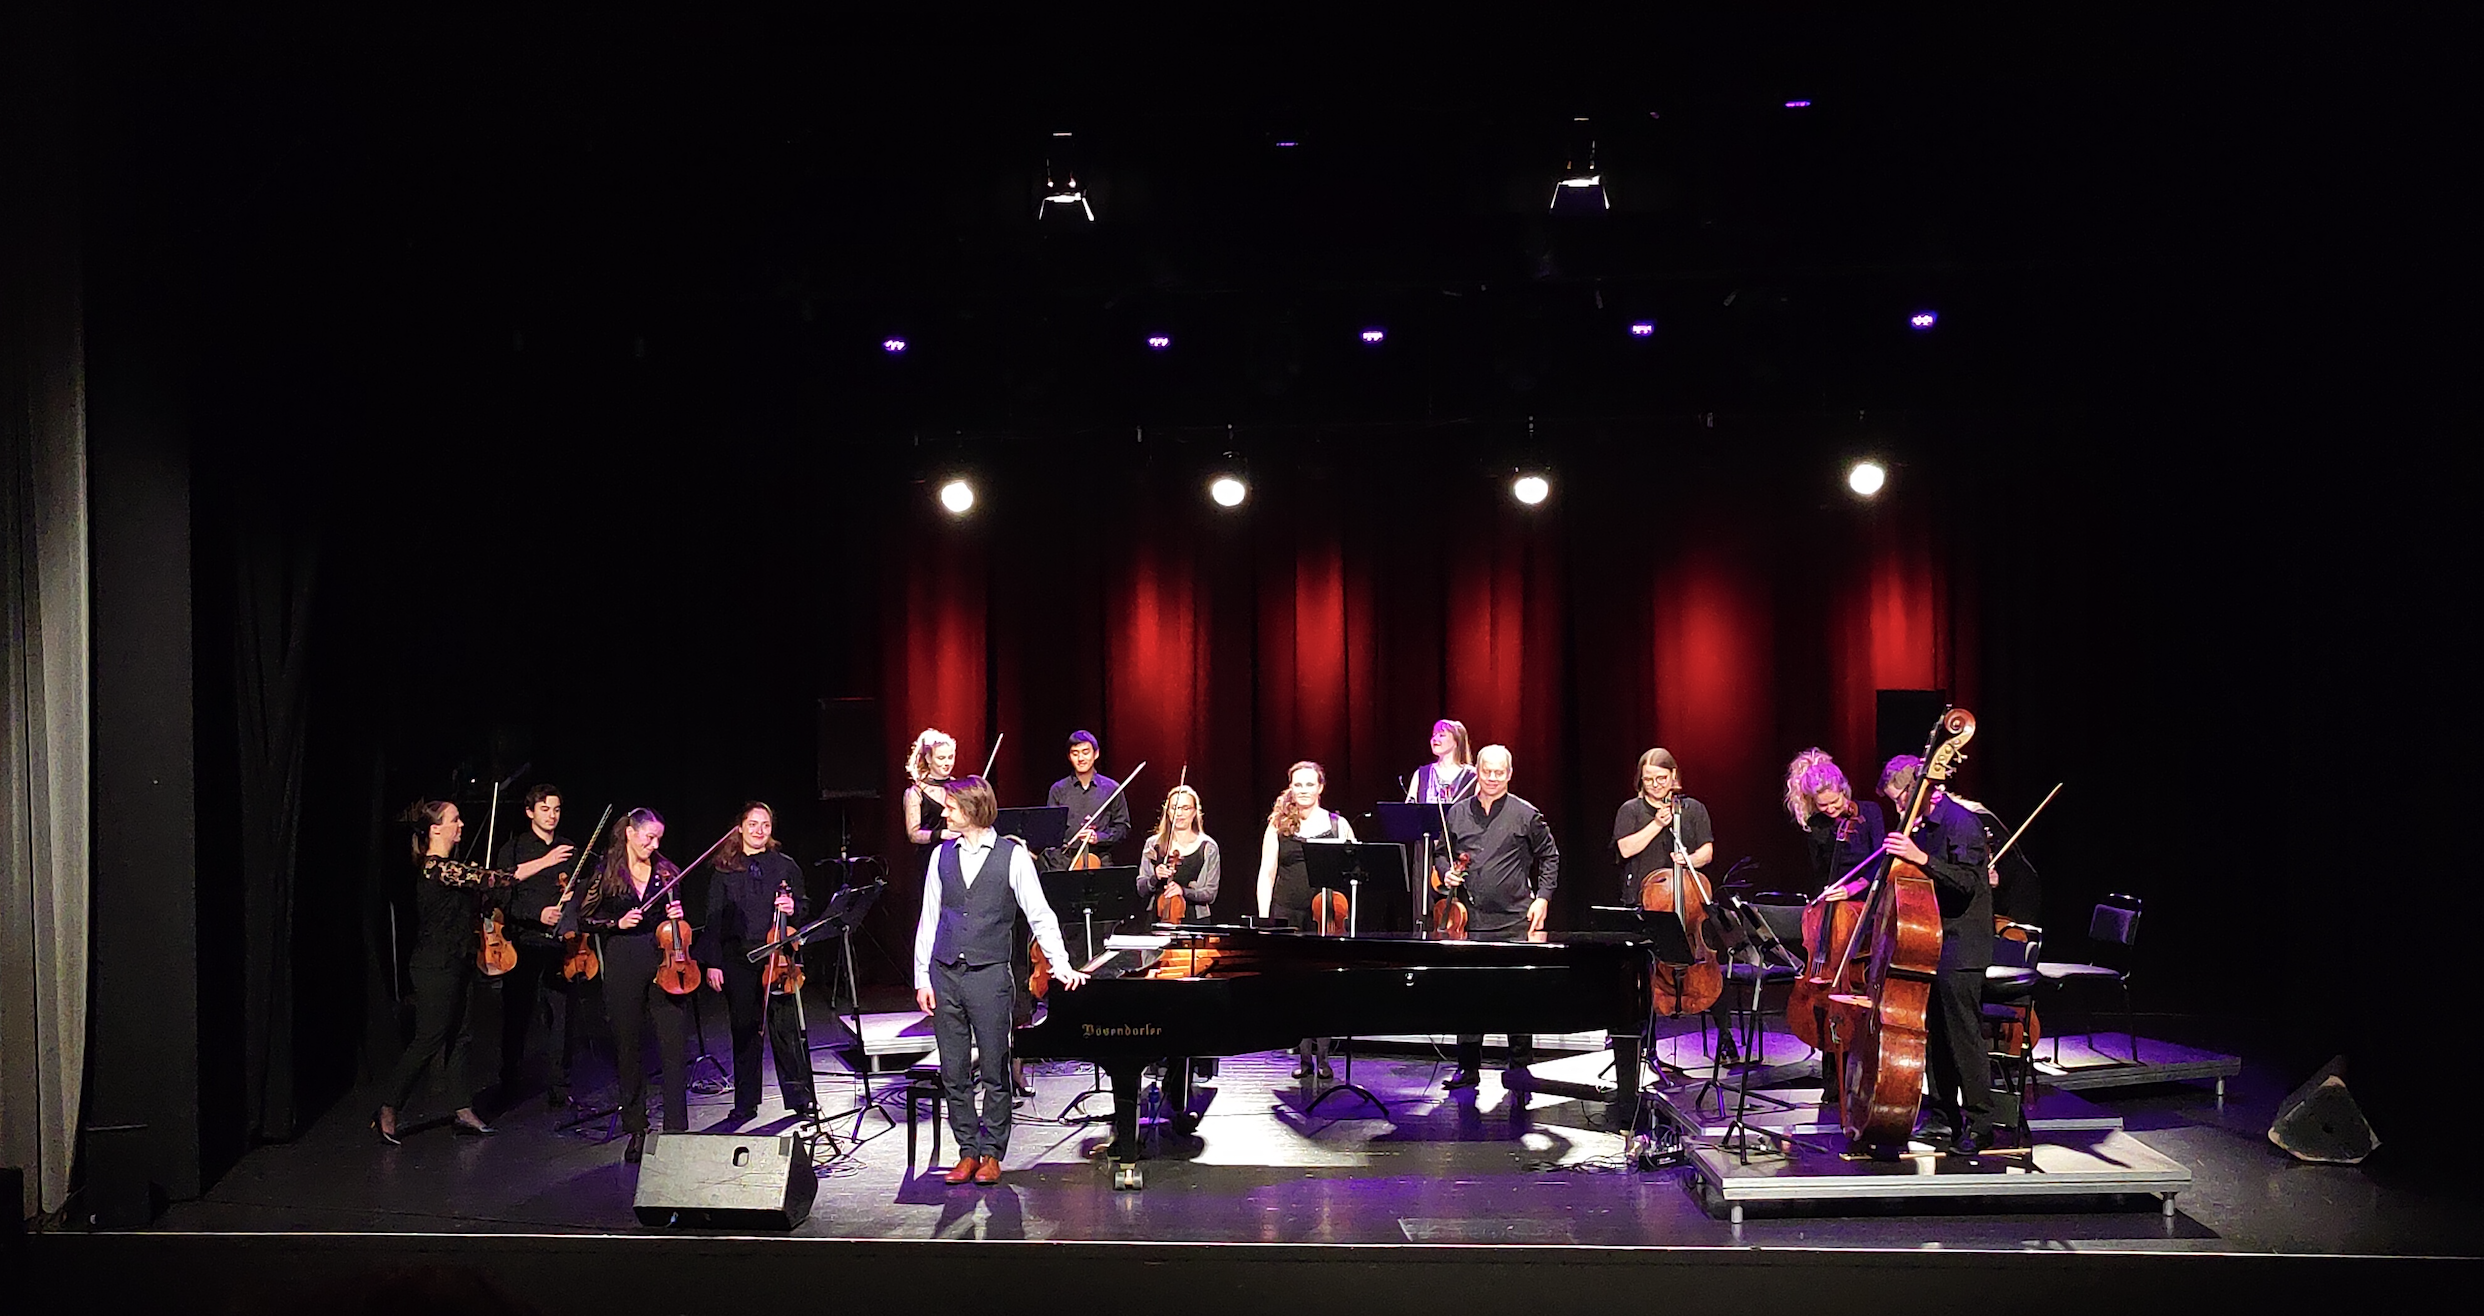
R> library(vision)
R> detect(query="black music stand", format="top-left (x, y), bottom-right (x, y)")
top-left (1369, 802), bottom-right (1446, 847)
top-left (997, 806), bottom-right (1069, 861)
top-left (1035, 866), bottom-right (1141, 1121)
top-left (751, 877), bottom-right (888, 1150)
top-left (1584, 905), bottom-right (1695, 1105)
top-left (1297, 841), bottom-right (1408, 1115)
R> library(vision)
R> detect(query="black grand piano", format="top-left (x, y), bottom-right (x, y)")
top-left (1015, 923), bottom-right (1652, 1186)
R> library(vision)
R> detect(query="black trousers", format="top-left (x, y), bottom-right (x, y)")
top-left (718, 948), bottom-right (817, 1114)
top-left (601, 935), bottom-right (691, 1133)
top-left (495, 939), bottom-right (586, 1099)
top-left (1925, 967), bottom-right (1994, 1131)
top-left (1456, 919), bottom-right (1535, 1074)
top-left (932, 959), bottom-right (1015, 1159)
top-left (383, 957), bottom-right (479, 1113)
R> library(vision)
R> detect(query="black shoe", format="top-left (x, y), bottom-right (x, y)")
top-left (1914, 1118), bottom-right (1957, 1147)
top-left (1316, 1058), bottom-right (1335, 1082)
top-left (370, 1110), bottom-right (402, 1147)
top-left (452, 1111), bottom-right (496, 1136)
top-left (624, 1131), bottom-right (645, 1163)
top-left (1291, 1058), bottom-right (1313, 1080)
top-left (725, 1106), bottom-right (758, 1122)
top-left (1503, 1065), bottom-right (1534, 1089)
top-left (1956, 1122), bottom-right (1996, 1155)
top-left (547, 1087), bottom-right (571, 1111)
top-left (1443, 1068), bottom-right (1481, 1091)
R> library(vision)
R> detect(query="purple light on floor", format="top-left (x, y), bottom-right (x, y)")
top-left (1629, 321), bottom-right (1656, 337)
top-left (1909, 311), bottom-right (1939, 331)
top-left (1146, 334), bottom-right (1171, 350)
top-left (881, 336), bottom-right (908, 353)
top-left (1784, 99), bottom-right (1812, 108)
top-left (1360, 328), bottom-right (1386, 344)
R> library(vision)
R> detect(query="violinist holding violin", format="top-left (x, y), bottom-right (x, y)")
top-left (574, 807), bottom-right (690, 1162)
top-left (491, 784), bottom-right (586, 1110)
top-left (1435, 745), bottom-right (1560, 1090)
top-left (1138, 785), bottom-right (1220, 924)
top-left (1876, 755), bottom-right (1997, 1152)
top-left (374, 800), bottom-right (512, 1144)
top-left (1045, 730), bottom-right (1130, 867)
top-left (698, 802), bottom-right (818, 1122)
top-left (1784, 749), bottom-right (1886, 895)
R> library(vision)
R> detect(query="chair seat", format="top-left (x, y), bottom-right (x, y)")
top-left (1723, 963), bottom-right (1798, 984)
top-left (2037, 962), bottom-right (2121, 981)
top-left (1982, 967), bottom-right (2038, 1000)
top-left (1980, 1001), bottom-right (2031, 1022)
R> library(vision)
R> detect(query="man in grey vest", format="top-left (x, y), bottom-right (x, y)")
top-left (913, 775), bottom-right (1087, 1185)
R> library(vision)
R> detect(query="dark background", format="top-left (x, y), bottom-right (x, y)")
top-left (31, 8), bottom-right (2455, 1202)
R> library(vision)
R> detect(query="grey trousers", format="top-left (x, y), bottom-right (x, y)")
top-left (933, 958), bottom-right (1016, 1159)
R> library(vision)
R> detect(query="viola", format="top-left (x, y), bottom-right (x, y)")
top-left (1308, 886), bottom-right (1350, 936)
top-left (759, 879), bottom-right (805, 996)
top-left (653, 910), bottom-right (701, 996)
top-left (1431, 851), bottom-right (1473, 940)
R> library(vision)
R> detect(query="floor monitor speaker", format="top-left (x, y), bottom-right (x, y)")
top-left (632, 1132), bottom-right (817, 1229)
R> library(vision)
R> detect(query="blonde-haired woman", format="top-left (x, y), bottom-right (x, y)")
top-left (1784, 748), bottom-right (1885, 894)
top-left (1137, 785), bottom-right (1221, 924)
top-left (901, 728), bottom-right (961, 858)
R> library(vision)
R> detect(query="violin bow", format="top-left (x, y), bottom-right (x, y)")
top-left (1986, 783), bottom-right (2063, 869)
top-left (1063, 760), bottom-right (1146, 868)
top-left (633, 822), bottom-right (740, 915)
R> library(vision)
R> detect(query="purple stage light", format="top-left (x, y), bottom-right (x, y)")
top-left (1629, 321), bottom-right (1656, 337)
top-left (1146, 334), bottom-right (1172, 350)
top-left (1275, 140), bottom-right (1298, 147)
top-left (1784, 99), bottom-right (1813, 108)
top-left (881, 336), bottom-right (908, 353)
top-left (1360, 328), bottom-right (1386, 344)
top-left (1909, 311), bottom-right (1938, 331)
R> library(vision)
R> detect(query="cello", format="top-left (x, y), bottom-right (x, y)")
top-left (1640, 794), bottom-right (1723, 1017)
top-left (1823, 707), bottom-right (1977, 1157)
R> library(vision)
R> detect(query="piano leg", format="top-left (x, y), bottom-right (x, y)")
top-left (1612, 1034), bottom-right (1643, 1120)
top-left (1104, 1062), bottom-right (1146, 1184)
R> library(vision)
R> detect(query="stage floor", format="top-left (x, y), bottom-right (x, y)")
top-left (132, 1017), bottom-right (2477, 1258)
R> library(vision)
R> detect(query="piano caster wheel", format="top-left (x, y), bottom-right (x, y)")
top-left (1112, 1162), bottom-right (1145, 1191)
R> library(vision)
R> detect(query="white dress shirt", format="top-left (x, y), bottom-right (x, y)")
top-left (913, 827), bottom-right (1075, 991)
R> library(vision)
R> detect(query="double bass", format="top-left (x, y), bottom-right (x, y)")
top-left (1821, 707), bottom-right (1977, 1157)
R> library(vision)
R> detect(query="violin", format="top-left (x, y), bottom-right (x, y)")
top-left (635, 823), bottom-right (738, 997)
top-left (1431, 851), bottom-right (1472, 940)
top-left (1152, 845), bottom-right (1188, 924)
top-left (476, 905), bottom-right (519, 977)
top-left (555, 807), bottom-right (613, 982)
top-left (1308, 886), bottom-right (1350, 936)
top-left (761, 879), bottom-right (804, 996)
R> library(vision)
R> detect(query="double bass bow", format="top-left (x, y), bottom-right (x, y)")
top-left (1825, 707), bottom-right (1977, 1157)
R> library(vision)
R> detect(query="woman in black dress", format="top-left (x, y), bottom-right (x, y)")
top-left (1255, 761), bottom-right (1357, 1079)
top-left (374, 800), bottom-right (510, 1143)
top-left (574, 807), bottom-right (689, 1162)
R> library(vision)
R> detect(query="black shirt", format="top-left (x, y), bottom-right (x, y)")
top-left (1611, 795), bottom-right (1713, 903)
top-left (495, 829), bottom-right (578, 947)
top-left (1436, 792), bottom-right (1560, 931)
top-left (1804, 800), bottom-right (1888, 889)
top-left (408, 856), bottom-right (513, 969)
top-left (575, 857), bottom-right (682, 939)
top-left (698, 850), bottom-right (809, 967)
top-left (1046, 774), bottom-right (1131, 864)
top-left (1907, 794), bottom-right (1993, 972)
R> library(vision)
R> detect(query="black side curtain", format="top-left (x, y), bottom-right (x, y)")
top-left (231, 514), bottom-right (317, 1142)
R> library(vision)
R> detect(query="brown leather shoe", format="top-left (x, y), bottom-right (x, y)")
top-left (974, 1155), bottom-right (1002, 1185)
top-left (943, 1155), bottom-right (979, 1184)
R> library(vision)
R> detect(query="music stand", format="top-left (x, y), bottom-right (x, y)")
top-left (1034, 866), bottom-right (1141, 1121)
top-left (768, 878), bottom-right (888, 1145)
top-left (1297, 841), bottom-right (1407, 1115)
top-left (996, 806), bottom-right (1068, 860)
top-left (1369, 802), bottom-right (1446, 847)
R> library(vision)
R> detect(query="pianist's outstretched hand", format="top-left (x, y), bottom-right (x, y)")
top-left (1055, 966), bottom-right (1090, 990)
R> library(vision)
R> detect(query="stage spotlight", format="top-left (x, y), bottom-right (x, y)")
top-left (1360, 328), bottom-right (1387, 345)
top-left (1847, 462), bottom-right (1887, 497)
top-left (1209, 475), bottom-right (1248, 507)
top-left (1628, 321), bottom-right (1656, 338)
top-left (881, 336), bottom-right (908, 354)
top-left (1784, 99), bottom-right (1813, 109)
top-left (1909, 310), bottom-right (1939, 331)
top-left (1146, 334), bottom-right (1172, 351)
top-left (1512, 474), bottom-right (1551, 506)
top-left (939, 479), bottom-right (976, 515)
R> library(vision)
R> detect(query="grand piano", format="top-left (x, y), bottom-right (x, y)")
top-left (1015, 923), bottom-right (1653, 1186)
